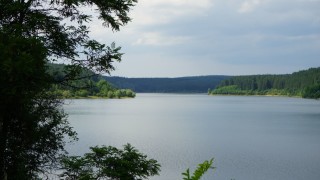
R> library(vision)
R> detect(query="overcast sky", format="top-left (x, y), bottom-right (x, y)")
top-left (89, 0), bottom-right (320, 77)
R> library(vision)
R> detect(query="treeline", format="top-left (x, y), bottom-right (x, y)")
top-left (209, 67), bottom-right (320, 99)
top-left (48, 63), bottom-right (135, 98)
top-left (103, 75), bottom-right (229, 93)
top-left (50, 79), bottom-right (135, 98)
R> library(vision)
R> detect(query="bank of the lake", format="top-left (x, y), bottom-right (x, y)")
top-left (63, 95), bottom-right (135, 99)
top-left (209, 68), bottom-right (320, 99)
top-left (64, 94), bottom-right (320, 180)
top-left (208, 91), bottom-right (303, 99)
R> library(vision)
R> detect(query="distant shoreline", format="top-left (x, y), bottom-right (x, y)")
top-left (208, 93), bottom-right (303, 98)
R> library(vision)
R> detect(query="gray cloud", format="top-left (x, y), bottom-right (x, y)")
top-left (88, 0), bottom-right (320, 77)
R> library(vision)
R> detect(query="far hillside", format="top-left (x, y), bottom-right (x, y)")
top-left (103, 76), bottom-right (230, 93)
top-left (209, 67), bottom-right (320, 99)
top-left (47, 63), bottom-right (135, 98)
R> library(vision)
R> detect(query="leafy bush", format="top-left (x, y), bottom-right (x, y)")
top-left (182, 158), bottom-right (215, 180)
top-left (60, 144), bottom-right (161, 180)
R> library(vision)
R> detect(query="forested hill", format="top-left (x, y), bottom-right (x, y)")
top-left (47, 63), bottom-right (135, 98)
top-left (209, 67), bottom-right (320, 98)
top-left (103, 76), bottom-right (230, 93)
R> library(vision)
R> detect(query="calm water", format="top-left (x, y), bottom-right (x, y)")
top-left (64, 94), bottom-right (320, 180)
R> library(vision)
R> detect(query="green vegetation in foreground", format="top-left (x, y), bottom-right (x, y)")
top-left (182, 158), bottom-right (215, 180)
top-left (60, 144), bottom-right (160, 180)
top-left (0, 0), bottom-right (139, 177)
top-left (209, 67), bottom-right (320, 99)
top-left (60, 143), bottom-right (215, 180)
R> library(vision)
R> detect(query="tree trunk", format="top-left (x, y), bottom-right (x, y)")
top-left (0, 117), bottom-right (8, 180)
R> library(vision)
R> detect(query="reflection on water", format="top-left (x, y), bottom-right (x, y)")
top-left (64, 94), bottom-right (320, 180)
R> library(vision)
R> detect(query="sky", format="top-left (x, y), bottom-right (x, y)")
top-left (88, 0), bottom-right (320, 77)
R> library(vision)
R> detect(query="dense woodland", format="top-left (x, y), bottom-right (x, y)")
top-left (104, 75), bottom-right (229, 93)
top-left (48, 63), bottom-right (135, 98)
top-left (209, 67), bottom-right (320, 99)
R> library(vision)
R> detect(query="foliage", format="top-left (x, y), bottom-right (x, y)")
top-left (182, 158), bottom-right (215, 180)
top-left (209, 67), bottom-right (320, 98)
top-left (0, 34), bottom-right (77, 179)
top-left (50, 78), bottom-right (136, 99)
top-left (48, 63), bottom-right (136, 98)
top-left (60, 144), bottom-right (161, 180)
top-left (209, 85), bottom-right (247, 95)
top-left (303, 84), bottom-right (320, 99)
top-left (0, 0), bottom-right (137, 178)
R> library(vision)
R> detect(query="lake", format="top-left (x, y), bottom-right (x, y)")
top-left (64, 94), bottom-right (320, 180)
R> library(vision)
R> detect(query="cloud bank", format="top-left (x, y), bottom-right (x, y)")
top-left (87, 0), bottom-right (320, 77)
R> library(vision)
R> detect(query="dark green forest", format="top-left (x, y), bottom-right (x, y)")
top-left (209, 67), bottom-right (320, 99)
top-left (48, 63), bottom-right (135, 98)
top-left (103, 75), bottom-right (229, 93)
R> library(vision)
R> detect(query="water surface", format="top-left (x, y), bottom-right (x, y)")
top-left (64, 94), bottom-right (320, 180)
